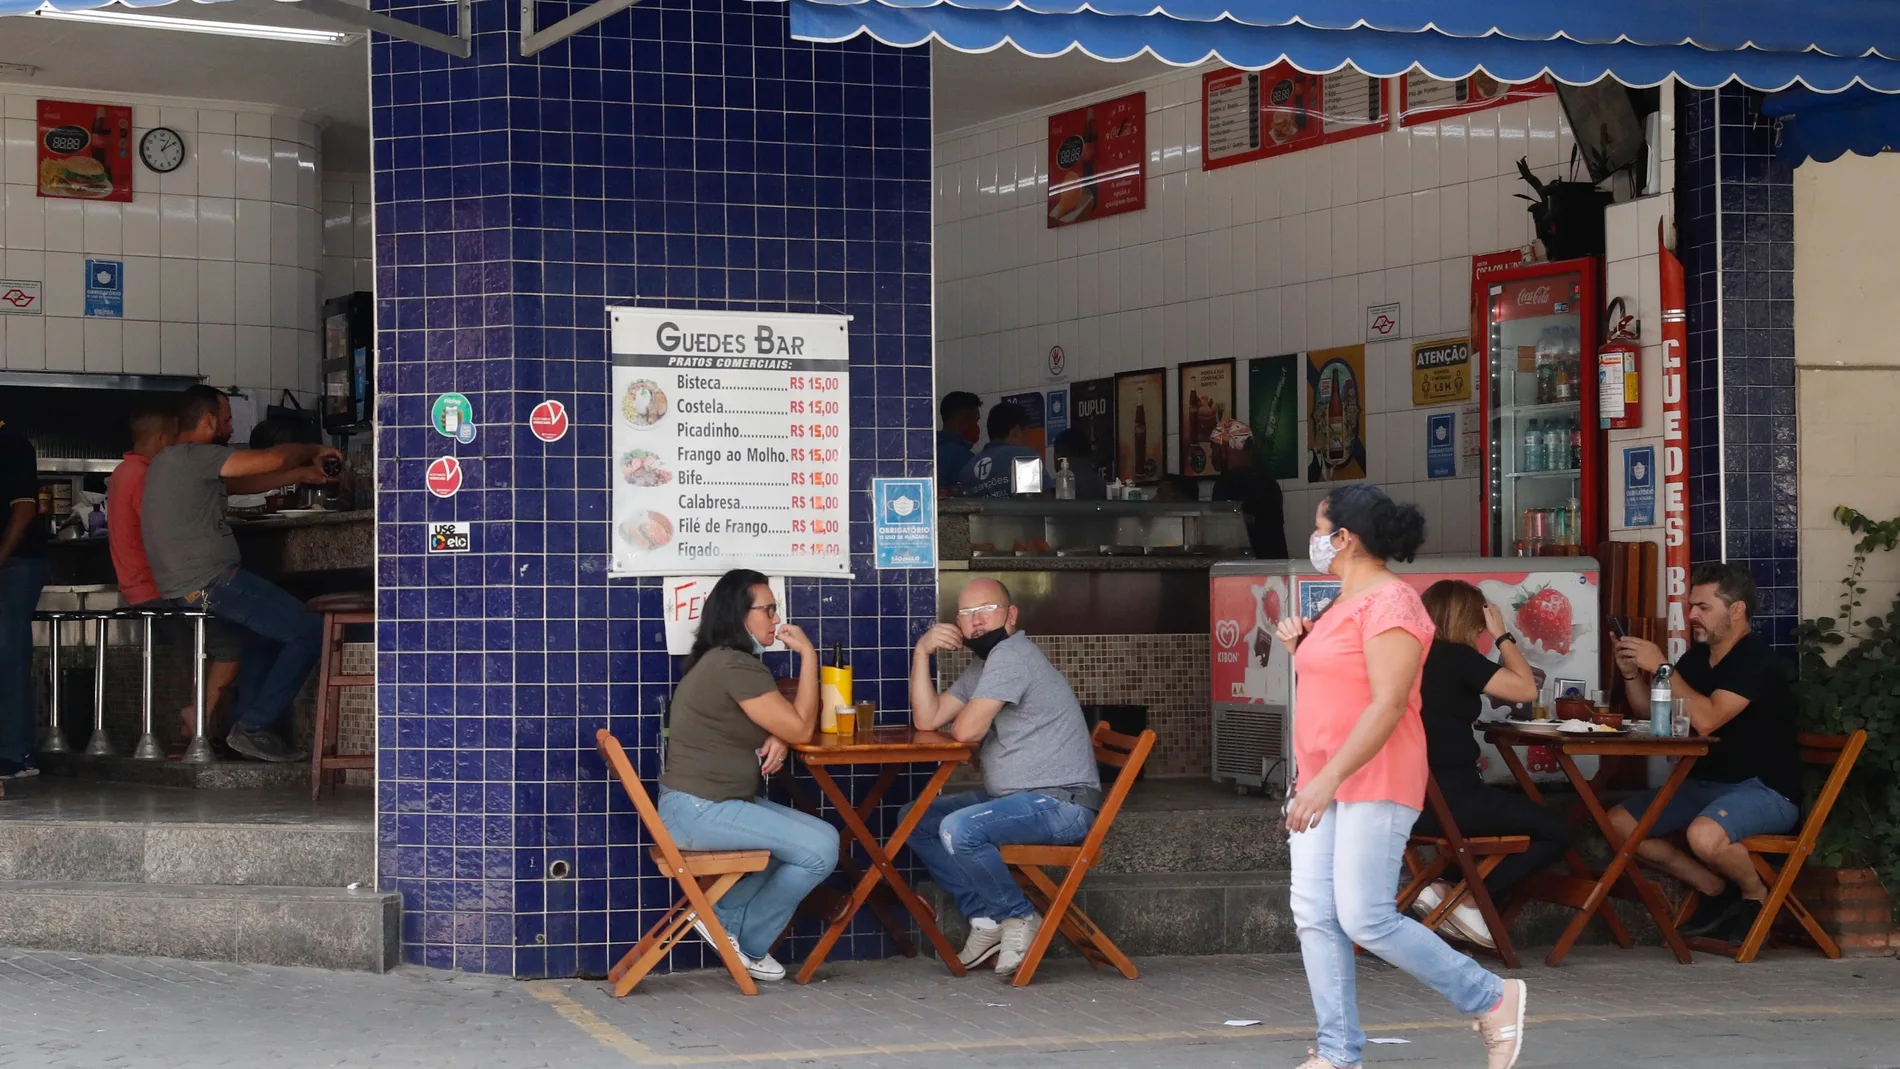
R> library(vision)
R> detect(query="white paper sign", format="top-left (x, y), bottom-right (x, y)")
top-left (663, 575), bottom-right (788, 656)
top-left (608, 307), bottom-right (852, 578)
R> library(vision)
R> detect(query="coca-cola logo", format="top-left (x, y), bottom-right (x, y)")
top-left (1516, 285), bottom-right (1552, 306)
top-left (1055, 135), bottom-right (1085, 170)
top-left (43, 125), bottom-right (89, 155)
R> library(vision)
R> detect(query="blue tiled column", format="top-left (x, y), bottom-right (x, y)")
top-left (370, 0), bottom-right (936, 976)
top-left (1675, 87), bottom-right (1798, 648)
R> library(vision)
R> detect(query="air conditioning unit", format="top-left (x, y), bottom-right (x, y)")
top-left (1212, 702), bottom-right (1291, 796)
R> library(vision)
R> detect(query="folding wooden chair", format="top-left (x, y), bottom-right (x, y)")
top-left (996, 722), bottom-right (1155, 987)
top-left (595, 728), bottom-right (771, 996)
top-left (1678, 730), bottom-right (1868, 963)
top-left (1399, 774), bottom-right (1531, 969)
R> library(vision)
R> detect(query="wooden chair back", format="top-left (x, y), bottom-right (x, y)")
top-left (596, 728), bottom-right (694, 895)
top-left (1784, 730), bottom-right (1868, 845)
top-left (1076, 722), bottom-right (1156, 862)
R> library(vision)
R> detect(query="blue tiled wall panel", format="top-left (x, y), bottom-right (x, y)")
top-left (1675, 87), bottom-right (1798, 649)
top-left (370, 0), bottom-right (936, 976)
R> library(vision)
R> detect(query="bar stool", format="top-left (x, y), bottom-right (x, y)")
top-left (33, 606), bottom-right (73, 754)
top-left (82, 609), bottom-right (114, 756)
top-left (309, 592), bottom-right (374, 798)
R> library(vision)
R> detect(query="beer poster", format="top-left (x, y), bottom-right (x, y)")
top-left (1306, 345), bottom-right (1368, 483)
top-left (1047, 92), bottom-right (1146, 228)
top-left (1113, 367), bottom-right (1165, 483)
top-left (1202, 65), bottom-right (1387, 171)
top-left (1247, 354), bottom-right (1300, 481)
top-left (1069, 377), bottom-right (1116, 479)
top-left (1399, 74), bottom-right (1554, 127)
top-left (37, 100), bottom-right (132, 203)
top-left (1176, 358), bottom-right (1234, 477)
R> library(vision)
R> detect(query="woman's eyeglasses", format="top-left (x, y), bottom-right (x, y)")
top-left (750, 603), bottom-right (780, 618)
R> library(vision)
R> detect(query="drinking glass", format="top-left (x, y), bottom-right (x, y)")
top-left (1670, 697), bottom-right (1691, 738)
top-left (834, 706), bottom-right (857, 735)
top-left (853, 700), bottom-right (875, 734)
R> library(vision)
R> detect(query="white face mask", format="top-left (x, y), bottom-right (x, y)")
top-left (1309, 530), bottom-right (1340, 574)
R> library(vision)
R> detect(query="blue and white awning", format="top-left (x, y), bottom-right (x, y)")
top-left (787, 0), bottom-right (1900, 92)
top-left (1763, 87), bottom-right (1900, 163)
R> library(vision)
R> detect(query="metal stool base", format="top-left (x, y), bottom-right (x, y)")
top-left (180, 735), bottom-right (218, 764)
top-left (131, 733), bottom-right (165, 760)
top-left (40, 729), bottom-right (71, 754)
top-left (83, 728), bottom-right (114, 757)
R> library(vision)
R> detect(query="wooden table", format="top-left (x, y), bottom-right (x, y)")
top-left (791, 726), bottom-right (975, 984)
top-left (1482, 722), bottom-right (1712, 966)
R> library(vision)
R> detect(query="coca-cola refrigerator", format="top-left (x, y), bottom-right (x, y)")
top-left (1474, 256), bottom-right (1605, 556)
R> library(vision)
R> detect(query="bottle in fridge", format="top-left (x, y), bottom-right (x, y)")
top-left (1475, 256), bottom-right (1605, 556)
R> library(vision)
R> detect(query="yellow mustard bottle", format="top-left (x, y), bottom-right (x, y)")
top-left (819, 642), bottom-right (851, 733)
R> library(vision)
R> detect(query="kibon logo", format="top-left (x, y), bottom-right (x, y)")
top-left (1214, 619), bottom-right (1242, 648)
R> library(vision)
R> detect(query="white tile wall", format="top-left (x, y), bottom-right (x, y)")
top-left (936, 71), bottom-right (1590, 556)
top-left (0, 85), bottom-right (342, 402)
top-left (320, 174), bottom-right (374, 301)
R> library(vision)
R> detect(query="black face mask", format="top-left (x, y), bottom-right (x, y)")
top-left (964, 627), bottom-right (1011, 660)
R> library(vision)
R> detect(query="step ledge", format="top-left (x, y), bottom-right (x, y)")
top-left (0, 881), bottom-right (393, 902)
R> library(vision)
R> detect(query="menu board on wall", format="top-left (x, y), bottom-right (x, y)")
top-left (1400, 74), bottom-right (1555, 127)
top-left (37, 100), bottom-right (132, 203)
top-left (1047, 92), bottom-right (1146, 227)
top-left (1203, 66), bottom-right (1387, 171)
top-left (608, 308), bottom-right (852, 579)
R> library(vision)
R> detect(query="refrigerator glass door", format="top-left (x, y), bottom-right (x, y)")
top-left (1487, 270), bottom-right (1587, 556)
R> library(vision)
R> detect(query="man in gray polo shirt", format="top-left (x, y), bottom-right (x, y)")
top-left (909, 578), bottom-right (1101, 977)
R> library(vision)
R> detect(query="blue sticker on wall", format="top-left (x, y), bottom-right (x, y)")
top-left (873, 477), bottom-right (935, 569)
top-left (1426, 412), bottom-right (1456, 479)
top-left (84, 259), bottom-right (122, 318)
top-left (1624, 446), bottom-right (1656, 527)
top-left (1046, 387), bottom-right (1069, 442)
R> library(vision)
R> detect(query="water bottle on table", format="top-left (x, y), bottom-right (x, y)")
top-left (1649, 663), bottom-right (1674, 736)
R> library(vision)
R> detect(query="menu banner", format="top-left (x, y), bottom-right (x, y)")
top-left (1047, 92), bottom-right (1146, 228)
top-left (37, 99), bottom-right (131, 203)
top-left (1400, 74), bottom-right (1554, 128)
top-left (1203, 65), bottom-right (1387, 171)
top-left (608, 308), bottom-right (852, 579)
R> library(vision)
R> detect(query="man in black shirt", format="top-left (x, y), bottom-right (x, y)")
top-left (0, 418), bottom-right (48, 779)
top-left (1609, 562), bottom-right (1801, 943)
top-left (1208, 419), bottom-right (1288, 559)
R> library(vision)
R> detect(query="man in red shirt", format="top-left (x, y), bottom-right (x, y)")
top-left (108, 405), bottom-right (243, 748)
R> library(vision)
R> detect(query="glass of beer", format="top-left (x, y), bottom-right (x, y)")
top-left (853, 700), bottom-right (875, 734)
top-left (833, 704), bottom-right (856, 736)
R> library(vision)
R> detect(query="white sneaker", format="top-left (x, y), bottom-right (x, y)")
top-left (1411, 880), bottom-right (1448, 920)
top-left (958, 921), bottom-right (1003, 967)
top-left (1443, 899), bottom-right (1497, 949)
top-left (686, 912), bottom-right (785, 981)
top-left (994, 913), bottom-right (1042, 977)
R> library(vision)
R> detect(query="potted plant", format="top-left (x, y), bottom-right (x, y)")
top-left (1789, 506), bottom-right (1900, 953)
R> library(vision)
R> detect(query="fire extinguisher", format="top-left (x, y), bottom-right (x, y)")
top-left (1598, 297), bottom-right (1640, 430)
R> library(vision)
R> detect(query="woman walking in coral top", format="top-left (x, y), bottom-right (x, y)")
top-left (1275, 485), bottom-right (1528, 1069)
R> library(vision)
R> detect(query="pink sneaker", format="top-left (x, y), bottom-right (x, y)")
top-left (1476, 978), bottom-right (1528, 1069)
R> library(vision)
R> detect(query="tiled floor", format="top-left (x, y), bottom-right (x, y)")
top-left (0, 778), bottom-right (372, 827)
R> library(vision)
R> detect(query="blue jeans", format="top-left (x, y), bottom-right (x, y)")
top-left (1289, 799), bottom-right (1504, 1069)
top-left (0, 556), bottom-right (48, 765)
top-left (186, 568), bottom-right (321, 734)
top-left (655, 788), bottom-right (839, 959)
top-left (906, 790), bottom-right (1094, 923)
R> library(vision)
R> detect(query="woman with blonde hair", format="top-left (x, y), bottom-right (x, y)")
top-left (1277, 486), bottom-right (1527, 1069)
top-left (1411, 579), bottom-right (1571, 949)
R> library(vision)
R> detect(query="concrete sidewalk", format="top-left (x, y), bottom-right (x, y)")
top-left (2, 945), bottom-right (1897, 1067)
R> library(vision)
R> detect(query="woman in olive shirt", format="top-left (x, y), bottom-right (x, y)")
top-left (656, 569), bottom-right (837, 981)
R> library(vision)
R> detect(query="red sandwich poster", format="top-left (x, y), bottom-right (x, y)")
top-left (1399, 74), bottom-right (1555, 127)
top-left (1047, 92), bottom-right (1146, 228)
top-left (37, 100), bottom-right (132, 203)
top-left (1202, 64), bottom-right (1388, 171)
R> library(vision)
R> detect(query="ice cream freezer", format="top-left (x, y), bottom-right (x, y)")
top-left (1209, 556), bottom-right (1601, 795)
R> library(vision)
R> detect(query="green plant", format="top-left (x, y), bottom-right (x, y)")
top-left (1791, 506), bottom-right (1900, 909)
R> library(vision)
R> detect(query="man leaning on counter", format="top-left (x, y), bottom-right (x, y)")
top-left (142, 385), bottom-right (341, 763)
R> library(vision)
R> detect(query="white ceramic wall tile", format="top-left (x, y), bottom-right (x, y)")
top-left (44, 198), bottom-right (84, 253)
top-left (45, 317), bottom-right (83, 372)
top-left (123, 320), bottom-right (160, 374)
top-left (123, 257), bottom-right (161, 321)
top-left (4, 314), bottom-right (41, 370)
top-left (82, 318), bottom-right (122, 373)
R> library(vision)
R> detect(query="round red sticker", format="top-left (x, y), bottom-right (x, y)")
top-left (529, 399), bottom-right (569, 442)
top-left (425, 456), bottom-right (463, 498)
